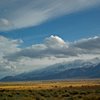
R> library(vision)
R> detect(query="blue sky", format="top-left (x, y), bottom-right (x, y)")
top-left (0, 0), bottom-right (100, 78)
top-left (0, 0), bottom-right (100, 47)
top-left (1, 5), bottom-right (100, 47)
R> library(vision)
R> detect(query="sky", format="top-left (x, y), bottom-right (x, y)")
top-left (0, 0), bottom-right (100, 78)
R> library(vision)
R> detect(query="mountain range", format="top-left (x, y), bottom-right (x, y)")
top-left (0, 59), bottom-right (100, 81)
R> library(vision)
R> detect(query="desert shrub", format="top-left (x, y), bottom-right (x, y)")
top-left (61, 93), bottom-right (70, 97)
top-left (38, 91), bottom-right (50, 97)
top-left (8, 94), bottom-right (13, 97)
top-left (28, 90), bottom-right (32, 93)
top-left (35, 95), bottom-right (45, 100)
top-left (83, 95), bottom-right (100, 100)
top-left (69, 85), bottom-right (73, 88)
top-left (64, 89), bottom-right (67, 92)
top-left (35, 96), bottom-right (41, 100)
top-left (67, 97), bottom-right (73, 100)
top-left (95, 90), bottom-right (100, 93)
top-left (52, 92), bottom-right (59, 97)
top-left (16, 92), bottom-right (20, 95)
top-left (69, 91), bottom-right (78, 95)
top-left (0, 94), bottom-right (3, 96)
top-left (79, 91), bottom-right (87, 95)
top-left (78, 95), bottom-right (82, 98)
top-left (0, 89), bottom-right (5, 92)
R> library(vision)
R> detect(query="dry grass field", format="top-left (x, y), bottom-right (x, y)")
top-left (0, 80), bottom-right (100, 100)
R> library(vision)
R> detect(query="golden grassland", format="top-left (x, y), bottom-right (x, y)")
top-left (0, 80), bottom-right (100, 100)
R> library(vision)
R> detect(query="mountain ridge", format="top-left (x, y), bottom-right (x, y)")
top-left (0, 60), bottom-right (100, 81)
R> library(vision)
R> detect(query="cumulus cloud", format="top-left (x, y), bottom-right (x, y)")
top-left (73, 36), bottom-right (100, 54)
top-left (74, 36), bottom-right (100, 49)
top-left (6, 35), bottom-right (77, 60)
top-left (0, 0), bottom-right (100, 30)
top-left (0, 35), bottom-right (100, 78)
top-left (0, 35), bottom-right (22, 56)
top-left (0, 59), bottom-right (16, 72)
top-left (45, 35), bottom-right (68, 49)
top-left (5, 35), bottom-right (100, 60)
top-left (0, 35), bottom-right (22, 78)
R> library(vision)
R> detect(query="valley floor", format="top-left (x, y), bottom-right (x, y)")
top-left (0, 80), bottom-right (100, 100)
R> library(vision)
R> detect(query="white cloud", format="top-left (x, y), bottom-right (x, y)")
top-left (0, 35), bottom-right (100, 78)
top-left (6, 35), bottom-right (76, 60)
top-left (74, 36), bottom-right (100, 53)
top-left (0, 36), bottom-right (21, 55)
top-left (0, 35), bottom-right (22, 78)
top-left (0, 0), bottom-right (100, 30)
top-left (0, 59), bottom-right (16, 72)
top-left (0, 18), bottom-right (13, 31)
top-left (5, 35), bottom-right (100, 60)
top-left (45, 35), bottom-right (68, 49)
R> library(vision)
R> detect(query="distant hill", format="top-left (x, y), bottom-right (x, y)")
top-left (0, 60), bottom-right (100, 81)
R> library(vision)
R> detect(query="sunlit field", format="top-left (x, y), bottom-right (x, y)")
top-left (0, 80), bottom-right (100, 100)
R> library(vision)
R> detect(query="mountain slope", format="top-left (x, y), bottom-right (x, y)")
top-left (46, 63), bottom-right (100, 79)
top-left (0, 60), bottom-right (100, 81)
